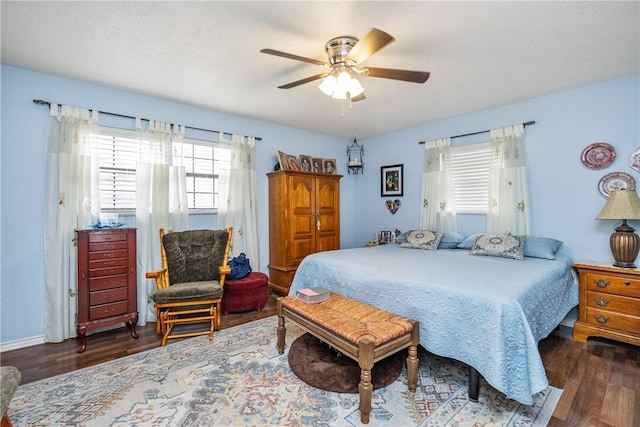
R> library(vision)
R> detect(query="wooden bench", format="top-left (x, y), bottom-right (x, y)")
top-left (277, 292), bottom-right (419, 424)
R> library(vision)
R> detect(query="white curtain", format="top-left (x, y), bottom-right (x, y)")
top-left (486, 124), bottom-right (530, 235)
top-left (217, 133), bottom-right (259, 265)
top-left (44, 104), bottom-right (100, 342)
top-left (420, 137), bottom-right (457, 231)
top-left (135, 119), bottom-right (189, 324)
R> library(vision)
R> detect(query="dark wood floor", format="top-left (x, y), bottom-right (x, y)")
top-left (1, 296), bottom-right (638, 426)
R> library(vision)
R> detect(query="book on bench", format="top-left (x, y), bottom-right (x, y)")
top-left (296, 286), bottom-right (331, 304)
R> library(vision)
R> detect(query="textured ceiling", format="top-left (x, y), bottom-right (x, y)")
top-left (2, 1), bottom-right (639, 139)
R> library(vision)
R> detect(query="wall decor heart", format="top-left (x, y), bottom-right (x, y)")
top-left (386, 199), bottom-right (401, 214)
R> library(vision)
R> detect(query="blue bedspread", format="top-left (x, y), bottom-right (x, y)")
top-left (289, 244), bottom-right (578, 405)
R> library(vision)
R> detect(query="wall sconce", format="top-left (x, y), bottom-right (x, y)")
top-left (347, 137), bottom-right (364, 175)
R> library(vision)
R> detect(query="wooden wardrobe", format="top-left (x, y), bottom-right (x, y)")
top-left (267, 170), bottom-right (341, 295)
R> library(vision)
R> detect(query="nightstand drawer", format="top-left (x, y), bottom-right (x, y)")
top-left (586, 291), bottom-right (640, 316)
top-left (585, 307), bottom-right (640, 332)
top-left (584, 272), bottom-right (640, 298)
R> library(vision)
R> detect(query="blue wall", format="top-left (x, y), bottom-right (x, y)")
top-left (0, 64), bottom-right (355, 345)
top-left (1, 63), bottom-right (638, 347)
top-left (355, 74), bottom-right (640, 262)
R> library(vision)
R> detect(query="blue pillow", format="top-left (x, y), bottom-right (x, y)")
top-left (457, 233), bottom-right (482, 249)
top-left (397, 230), bottom-right (465, 248)
top-left (438, 231), bottom-right (466, 249)
top-left (395, 231), bottom-right (408, 244)
top-left (523, 236), bottom-right (563, 260)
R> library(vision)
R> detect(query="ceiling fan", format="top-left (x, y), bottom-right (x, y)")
top-left (260, 28), bottom-right (430, 101)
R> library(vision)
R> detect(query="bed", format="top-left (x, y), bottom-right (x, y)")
top-left (288, 241), bottom-right (578, 405)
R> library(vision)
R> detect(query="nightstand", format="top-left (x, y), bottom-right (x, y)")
top-left (572, 262), bottom-right (640, 346)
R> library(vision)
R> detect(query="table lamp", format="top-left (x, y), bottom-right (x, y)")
top-left (596, 189), bottom-right (640, 268)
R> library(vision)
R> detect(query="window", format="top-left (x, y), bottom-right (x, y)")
top-left (172, 141), bottom-right (230, 211)
top-left (92, 128), bottom-right (229, 213)
top-left (450, 142), bottom-right (491, 214)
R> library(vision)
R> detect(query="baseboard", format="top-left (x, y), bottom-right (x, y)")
top-left (0, 335), bottom-right (45, 352)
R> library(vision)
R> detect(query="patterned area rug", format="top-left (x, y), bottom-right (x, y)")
top-left (10, 317), bottom-right (560, 426)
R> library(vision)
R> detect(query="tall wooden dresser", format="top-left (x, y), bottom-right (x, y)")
top-left (572, 262), bottom-right (640, 346)
top-left (267, 170), bottom-right (341, 296)
top-left (76, 228), bottom-right (138, 352)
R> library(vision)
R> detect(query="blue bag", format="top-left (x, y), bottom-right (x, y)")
top-left (228, 253), bottom-right (251, 280)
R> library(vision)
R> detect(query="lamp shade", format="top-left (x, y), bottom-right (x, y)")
top-left (596, 189), bottom-right (640, 220)
top-left (596, 189), bottom-right (640, 268)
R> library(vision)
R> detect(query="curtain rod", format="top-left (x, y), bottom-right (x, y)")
top-left (418, 120), bottom-right (535, 144)
top-left (33, 99), bottom-right (263, 141)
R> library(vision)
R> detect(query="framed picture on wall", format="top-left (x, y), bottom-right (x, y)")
top-left (381, 164), bottom-right (403, 197)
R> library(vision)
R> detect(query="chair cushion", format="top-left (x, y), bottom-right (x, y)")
top-left (151, 281), bottom-right (223, 304)
top-left (162, 229), bottom-right (229, 285)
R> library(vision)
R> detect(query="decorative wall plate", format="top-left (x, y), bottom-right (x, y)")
top-left (581, 142), bottom-right (616, 169)
top-left (598, 171), bottom-right (636, 198)
top-left (630, 147), bottom-right (640, 173)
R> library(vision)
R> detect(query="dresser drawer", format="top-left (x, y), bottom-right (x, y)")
top-left (89, 249), bottom-right (128, 261)
top-left (584, 272), bottom-right (640, 298)
top-left (89, 241), bottom-right (128, 252)
top-left (89, 256), bottom-right (128, 270)
top-left (585, 306), bottom-right (640, 332)
top-left (90, 287), bottom-right (128, 306)
top-left (89, 300), bottom-right (128, 320)
top-left (586, 291), bottom-right (640, 316)
top-left (90, 274), bottom-right (128, 291)
top-left (89, 231), bottom-right (128, 243)
top-left (88, 265), bottom-right (128, 278)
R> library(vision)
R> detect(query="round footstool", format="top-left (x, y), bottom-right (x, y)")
top-left (221, 271), bottom-right (269, 315)
top-left (288, 332), bottom-right (404, 393)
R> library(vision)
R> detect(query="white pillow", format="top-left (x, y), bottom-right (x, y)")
top-left (400, 230), bottom-right (443, 251)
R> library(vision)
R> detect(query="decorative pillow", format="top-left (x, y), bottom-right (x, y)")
top-left (470, 233), bottom-right (526, 260)
top-left (400, 230), bottom-right (443, 251)
top-left (457, 233), bottom-right (482, 249)
top-left (438, 231), bottom-right (466, 249)
top-left (523, 236), bottom-right (563, 260)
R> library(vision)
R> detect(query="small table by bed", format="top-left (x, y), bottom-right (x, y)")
top-left (277, 292), bottom-right (419, 424)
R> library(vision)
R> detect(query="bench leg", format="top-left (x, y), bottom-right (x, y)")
top-left (407, 322), bottom-right (420, 392)
top-left (358, 338), bottom-right (374, 424)
top-left (276, 298), bottom-right (286, 354)
top-left (277, 316), bottom-right (286, 354)
top-left (406, 344), bottom-right (419, 392)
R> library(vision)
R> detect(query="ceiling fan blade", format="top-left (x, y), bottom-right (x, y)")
top-left (346, 28), bottom-right (395, 65)
top-left (278, 73), bottom-right (328, 89)
top-left (351, 93), bottom-right (366, 102)
top-left (363, 67), bottom-right (430, 83)
top-left (260, 48), bottom-right (330, 67)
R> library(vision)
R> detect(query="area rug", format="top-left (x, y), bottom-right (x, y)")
top-left (10, 317), bottom-right (561, 426)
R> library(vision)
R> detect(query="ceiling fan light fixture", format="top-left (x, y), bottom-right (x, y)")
top-left (320, 69), bottom-right (364, 99)
top-left (347, 77), bottom-right (364, 97)
top-left (319, 75), bottom-right (337, 96)
top-left (331, 87), bottom-right (348, 100)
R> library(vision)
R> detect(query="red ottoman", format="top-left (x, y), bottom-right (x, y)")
top-left (222, 272), bottom-right (269, 315)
